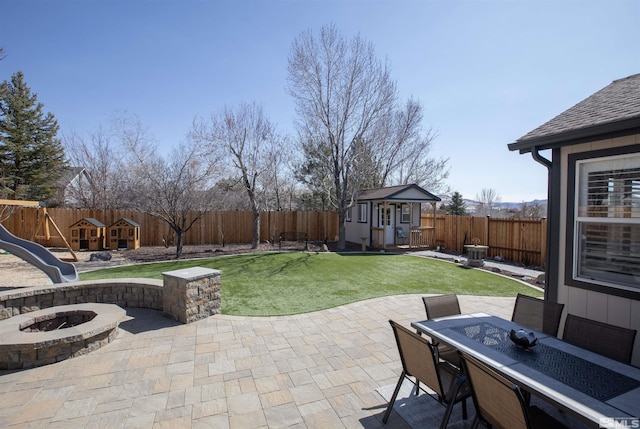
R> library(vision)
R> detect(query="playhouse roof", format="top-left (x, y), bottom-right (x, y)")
top-left (110, 218), bottom-right (141, 227)
top-left (70, 218), bottom-right (106, 228)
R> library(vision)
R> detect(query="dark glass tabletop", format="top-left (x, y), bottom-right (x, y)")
top-left (451, 322), bottom-right (640, 401)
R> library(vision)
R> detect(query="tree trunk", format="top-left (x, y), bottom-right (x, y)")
top-left (251, 208), bottom-right (260, 249)
top-left (175, 229), bottom-right (184, 259)
top-left (337, 211), bottom-right (346, 251)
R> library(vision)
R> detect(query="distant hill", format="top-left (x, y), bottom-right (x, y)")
top-left (437, 195), bottom-right (547, 215)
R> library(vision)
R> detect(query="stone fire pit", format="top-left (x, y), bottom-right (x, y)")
top-left (0, 303), bottom-right (126, 370)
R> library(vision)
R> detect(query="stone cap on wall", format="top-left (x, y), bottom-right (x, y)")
top-left (162, 267), bottom-right (221, 281)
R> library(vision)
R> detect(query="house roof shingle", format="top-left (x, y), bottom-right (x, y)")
top-left (509, 73), bottom-right (640, 153)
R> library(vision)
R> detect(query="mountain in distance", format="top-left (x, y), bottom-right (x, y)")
top-left (437, 195), bottom-right (548, 213)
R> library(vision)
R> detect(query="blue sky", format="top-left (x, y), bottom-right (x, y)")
top-left (1, 0), bottom-right (639, 203)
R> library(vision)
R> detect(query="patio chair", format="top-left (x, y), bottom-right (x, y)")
top-left (423, 294), bottom-right (461, 320)
top-left (459, 351), bottom-right (569, 429)
top-left (562, 314), bottom-right (637, 364)
top-left (511, 293), bottom-right (565, 336)
top-left (383, 320), bottom-right (470, 428)
top-left (422, 294), bottom-right (461, 367)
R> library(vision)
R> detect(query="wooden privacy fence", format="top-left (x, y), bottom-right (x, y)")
top-left (1, 208), bottom-right (339, 248)
top-left (421, 215), bottom-right (547, 268)
top-left (1, 207), bottom-right (546, 268)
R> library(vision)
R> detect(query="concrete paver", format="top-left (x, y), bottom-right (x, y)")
top-left (0, 294), bottom-right (516, 428)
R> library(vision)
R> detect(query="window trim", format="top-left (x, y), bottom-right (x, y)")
top-left (357, 202), bottom-right (368, 223)
top-left (400, 204), bottom-right (410, 223)
top-left (565, 144), bottom-right (640, 300)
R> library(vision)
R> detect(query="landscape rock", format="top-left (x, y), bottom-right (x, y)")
top-left (89, 252), bottom-right (112, 262)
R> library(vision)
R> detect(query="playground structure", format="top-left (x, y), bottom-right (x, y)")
top-left (69, 218), bottom-right (107, 251)
top-left (0, 200), bottom-right (79, 283)
top-left (109, 218), bottom-right (141, 250)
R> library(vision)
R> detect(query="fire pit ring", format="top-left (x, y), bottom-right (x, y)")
top-left (0, 303), bottom-right (126, 370)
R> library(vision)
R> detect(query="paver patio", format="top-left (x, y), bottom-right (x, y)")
top-left (0, 294), bottom-right (515, 428)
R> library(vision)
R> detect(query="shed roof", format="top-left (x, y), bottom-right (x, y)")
top-left (509, 73), bottom-right (640, 154)
top-left (357, 184), bottom-right (440, 202)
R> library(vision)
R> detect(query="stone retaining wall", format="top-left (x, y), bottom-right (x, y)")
top-left (0, 279), bottom-right (164, 320)
top-left (0, 268), bottom-right (222, 324)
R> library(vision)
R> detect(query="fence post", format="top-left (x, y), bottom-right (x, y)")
top-left (485, 216), bottom-right (490, 248)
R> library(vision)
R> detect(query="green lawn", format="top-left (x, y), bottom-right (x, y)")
top-left (80, 252), bottom-right (541, 316)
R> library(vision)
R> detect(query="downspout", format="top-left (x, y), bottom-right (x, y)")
top-left (530, 146), bottom-right (554, 301)
top-left (532, 146), bottom-right (551, 169)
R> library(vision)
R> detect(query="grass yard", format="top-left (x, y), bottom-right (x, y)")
top-left (80, 252), bottom-right (541, 316)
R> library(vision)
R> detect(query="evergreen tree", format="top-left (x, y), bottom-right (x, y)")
top-left (0, 71), bottom-right (66, 202)
top-left (446, 191), bottom-right (467, 215)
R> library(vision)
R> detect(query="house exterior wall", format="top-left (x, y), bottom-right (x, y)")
top-left (556, 133), bottom-right (640, 366)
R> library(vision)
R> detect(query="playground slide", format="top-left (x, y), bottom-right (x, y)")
top-left (0, 223), bottom-right (79, 283)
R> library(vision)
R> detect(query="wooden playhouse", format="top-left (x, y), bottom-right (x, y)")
top-left (69, 218), bottom-right (106, 251)
top-left (108, 218), bottom-right (141, 250)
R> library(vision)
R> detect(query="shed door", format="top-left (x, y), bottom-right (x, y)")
top-left (378, 206), bottom-right (395, 245)
top-left (79, 228), bottom-right (89, 250)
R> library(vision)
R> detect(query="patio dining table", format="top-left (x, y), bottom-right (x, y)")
top-left (411, 313), bottom-right (640, 428)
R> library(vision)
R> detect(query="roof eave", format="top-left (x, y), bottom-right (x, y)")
top-left (508, 117), bottom-right (640, 154)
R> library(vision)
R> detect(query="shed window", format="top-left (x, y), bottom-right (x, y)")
top-left (401, 204), bottom-right (410, 223)
top-left (574, 154), bottom-right (640, 290)
top-left (357, 203), bottom-right (368, 223)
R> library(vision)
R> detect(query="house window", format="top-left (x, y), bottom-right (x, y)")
top-left (345, 207), bottom-right (352, 222)
top-left (357, 203), bottom-right (368, 223)
top-left (401, 204), bottom-right (410, 223)
top-left (573, 153), bottom-right (640, 291)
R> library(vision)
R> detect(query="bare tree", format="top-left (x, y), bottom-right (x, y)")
top-left (475, 188), bottom-right (502, 217)
top-left (512, 201), bottom-right (546, 219)
top-left (62, 127), bottom-right (130, 209)
top-left (193, 102), bottom-right (279, 249)
top-left (287, 24), bottom-right (396, 250)
top-left (119, 115), bottom-right (221, 258)
top-left (362, 98), bottom-right (449, 191)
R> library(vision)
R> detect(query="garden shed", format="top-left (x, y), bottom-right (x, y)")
top-left (108, 218), bottom-right (140, 250)
top-left (345, 184), bottom-right (440, 250)
top-left (69, 218), bottom-right (106, 251)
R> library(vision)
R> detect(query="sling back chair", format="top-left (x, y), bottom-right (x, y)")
top-left (459, 351), bottom-right (568, 429)
top-left (383, 320), bottom-right (469, 429)
top-left (422, 294), bottom-right (462, 367)
top-left (511, 293), bottom-right (565, 336)
top-left (563, 314), bottom-right (637, 364)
